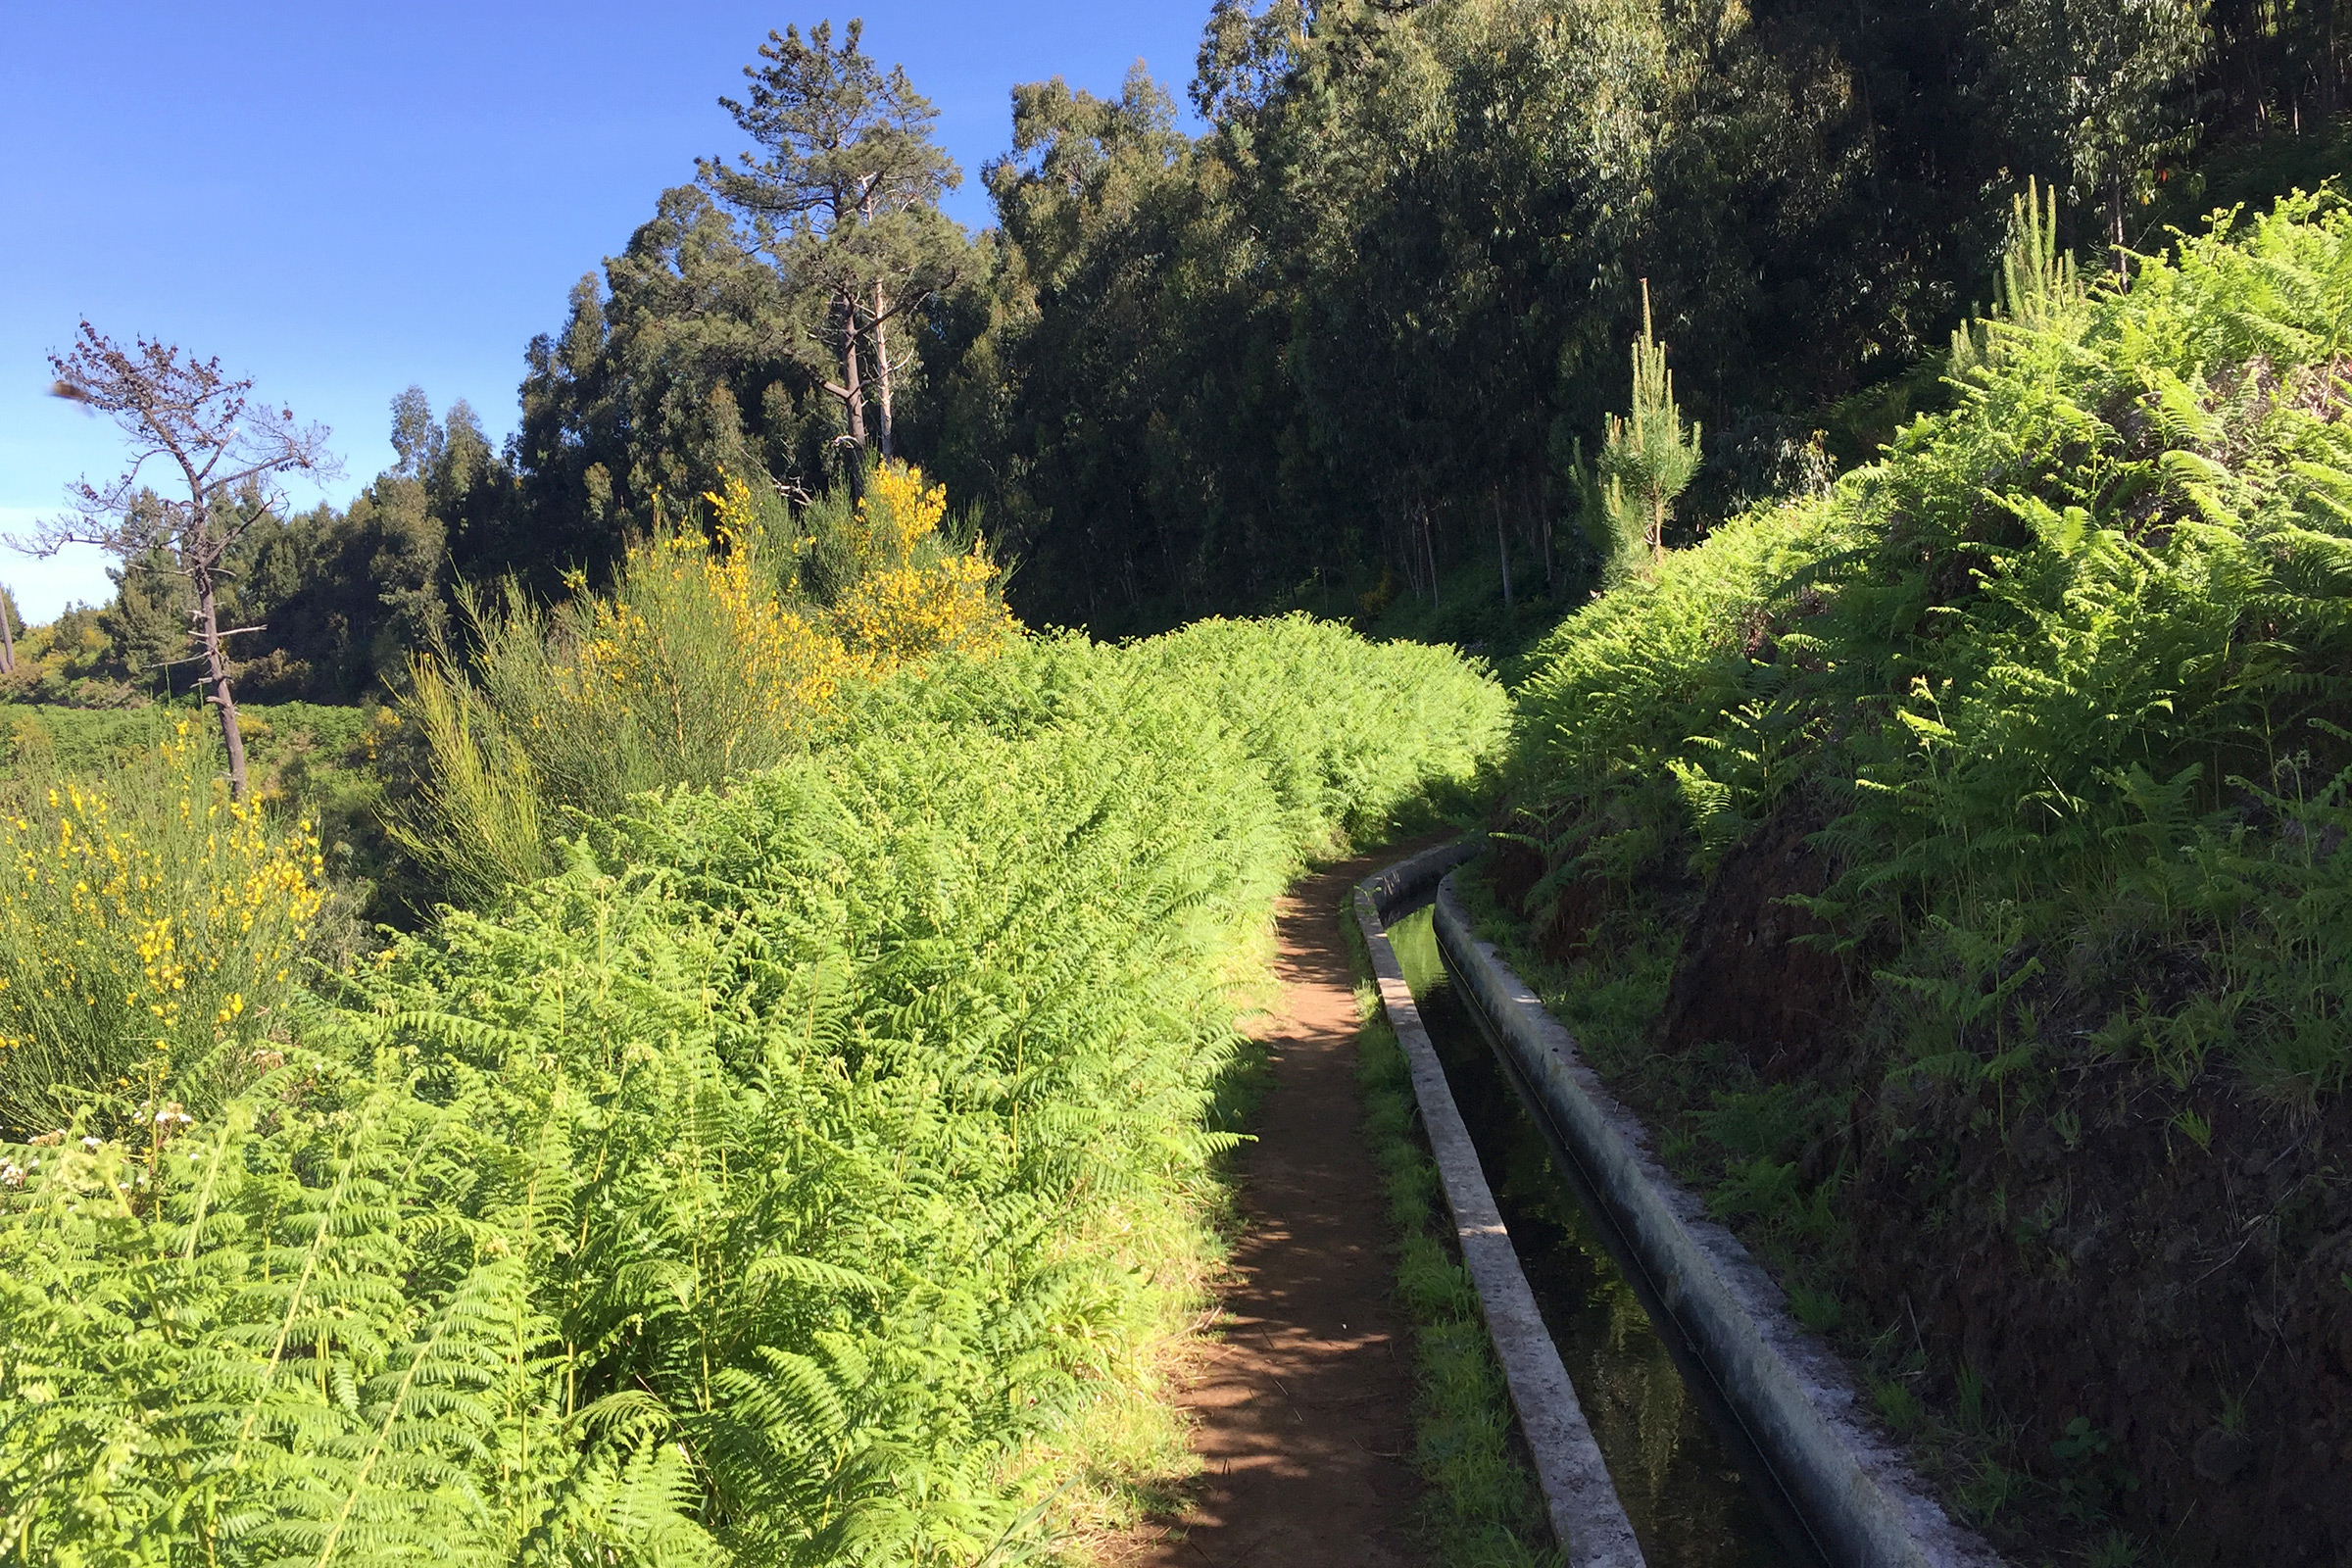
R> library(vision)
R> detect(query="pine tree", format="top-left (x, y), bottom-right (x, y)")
top-left (1592, 280), bottom-right (1702, 575)
top-left (26, 324), bottom-right (336, 799)
top-left (701, 21), bottom-right (966, 492)
top-left (1566, 435), bottom-right (1638, 587)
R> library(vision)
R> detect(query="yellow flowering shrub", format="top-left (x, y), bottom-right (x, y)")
top-left (575, 479), bottom-right (859, 758)
top-left (832, 463), bottom-right (1018, 669)
top-left (0, 723), bottom-right (323, 1134)
top-left (859, 459), bottom-right (949, 557)
top-left (398, 463), bottom-right (1021, 906)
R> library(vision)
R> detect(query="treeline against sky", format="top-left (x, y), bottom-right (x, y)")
top-left (932, 0), bottom-right (2339, 629)
top-left (12, 0), bottom-right (2349, 702)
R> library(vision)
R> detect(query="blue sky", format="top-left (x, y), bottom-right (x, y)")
top-left (0, 1), bottom-right (1207, 620)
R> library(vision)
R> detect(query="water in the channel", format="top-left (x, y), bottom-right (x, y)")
top-left (1385, 899), bottom-right (1818, 1568)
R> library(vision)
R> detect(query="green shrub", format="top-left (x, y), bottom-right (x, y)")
top-left (0, 616), bottom-right (1505, 1566)
top-left (392, 466), bottom-right (1015, 908)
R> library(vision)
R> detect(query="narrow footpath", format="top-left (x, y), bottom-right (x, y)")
top-left (1124, 854), bottom-right (1431, 1568)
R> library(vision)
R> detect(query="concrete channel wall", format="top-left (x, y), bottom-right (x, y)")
top-left (1352, 843), bottom-right (1646, 1568)
top-left (1430, 871), bottom-right (2006, 1568)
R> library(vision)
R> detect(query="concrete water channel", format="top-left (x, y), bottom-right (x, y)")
top-left (1385, 896), bottom-right (1811, 1568)
top-left (1353, 844), bottom-right (2002, 1568)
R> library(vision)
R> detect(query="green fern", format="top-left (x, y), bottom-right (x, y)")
top-left (0, 614), bottom-right (1506, 1566)
top-left (1510, 186), bottom-right (2352, 1112)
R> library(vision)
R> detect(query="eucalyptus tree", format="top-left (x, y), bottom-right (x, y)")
top-left (23, 324), bottom-right (336, 798)
top-left (962, 66), bottom-right (1206, 620)
top-left (703, 20), bottom-right (967, 489)
top-left (513, 187), bottom-right (810, 590)
top-left (1982, 0), bottom-right (2209, 261)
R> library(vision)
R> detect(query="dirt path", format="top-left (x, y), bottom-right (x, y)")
top-left (1122, 855), bottom-right (1430, 1568)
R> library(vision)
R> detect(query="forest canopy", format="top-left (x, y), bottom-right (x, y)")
top-left (8, 0), bottom-right (2344, 690)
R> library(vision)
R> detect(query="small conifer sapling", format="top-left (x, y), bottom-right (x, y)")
top-left (1596, 279), bottom-right (1702, 573)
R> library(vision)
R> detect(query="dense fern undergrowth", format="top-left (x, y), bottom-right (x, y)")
top-left (1492, 192), bottom-right (2352, 1562)
top-left (0, 615), bottom-right (1505, 1567)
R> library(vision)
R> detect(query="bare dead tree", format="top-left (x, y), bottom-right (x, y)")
top-left (17, 322), bottom-right (338, 799)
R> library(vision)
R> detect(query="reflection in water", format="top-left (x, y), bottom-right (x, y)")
top-left (1386, 904), bottom-right (1801, 1568)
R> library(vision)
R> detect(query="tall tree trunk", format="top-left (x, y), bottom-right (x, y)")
top-left (2111, 175), bottom-right (2129, 278)
top-left (871, 280), bottom-right (897, 459)
top-left (839, 292), bottom-right (869, 503)
top-left (0, 586), bottom-right (14, 673)
top-left (855, 187), bottom-right (900, 462)
top-left (1423, 507), bottom-right (1440, 610)
top-left (1493, 491), bottom-right (1513, 608)
top-left (1539, 470), bottom-right (1555, 592)
top-left (190, 555), bottom-right (249, 802)
top-left (840, 302), bottom-right (868, 450)
top-left (2326, 0), bottom-right (2340, 122)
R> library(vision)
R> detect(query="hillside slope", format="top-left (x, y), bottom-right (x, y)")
top-left (1490, 193), bottom-right (2352, 1564)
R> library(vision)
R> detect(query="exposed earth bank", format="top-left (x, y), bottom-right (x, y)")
top-left (1489, 831), bottom-right (2352, 1567)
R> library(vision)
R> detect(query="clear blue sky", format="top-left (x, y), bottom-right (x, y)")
top-left (0, 1), bottom-right (1207, 619)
